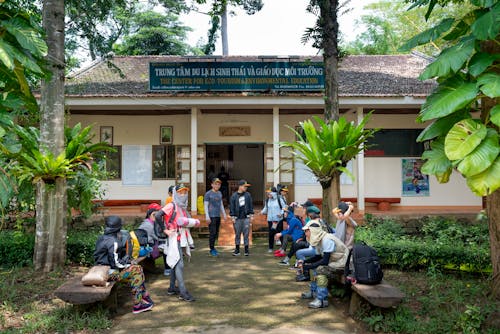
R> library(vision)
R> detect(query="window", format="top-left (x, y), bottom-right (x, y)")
top-left (101, 146), bottom-right (121, 179)
top-left (365, 129), bottom-right (425, 157)
top-left (152, 145), bottom-right (176, 179)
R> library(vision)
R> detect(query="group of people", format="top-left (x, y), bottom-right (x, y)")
top-left (93, 177), bottom-right (357, 313)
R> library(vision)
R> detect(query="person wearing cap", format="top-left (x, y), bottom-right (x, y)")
top-left (277, 184), bottom-right (289, 205)
top-left (273, 204), bottom-right (304, 261)
top-left (165, 185), bottom-right (175, 205)
top-left (139, 203), bottom-right (170, 274)
top-left (298, 220), bottom-right (349, 309)
top-left (204, 177), bottom-right (227, 256)
top-left (229, 179), bottom-right (254, 256)
top-left (155, 185), bottom-right (200, 302)
top-left (261, 186), bottom-right (286, 253)
top-left (333, 201), bottom-right (357, 249)
top-left (94, 215), bottom-right (154, 314)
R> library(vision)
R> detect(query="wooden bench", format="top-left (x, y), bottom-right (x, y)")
top-left (308, 197), bottom-right (401, 211)
top-left (324, 267), bottom-right (405, 315)
top-left (54, 256), bottom-right (148, 311)
top-left (92, 199), bottom-right (162, 212)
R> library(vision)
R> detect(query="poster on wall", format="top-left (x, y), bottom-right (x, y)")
top-left (402, 158), bottom-right (429, 196)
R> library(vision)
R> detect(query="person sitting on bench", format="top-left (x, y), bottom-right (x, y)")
top-left (93, 215), bottom-right (154, 314)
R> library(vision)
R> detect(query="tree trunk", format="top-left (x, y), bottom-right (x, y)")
top-left (221, 3), bottom-right (229, 55)
top-left (321, 172), bottom-right (341, 225)
top-left (35, 0), bottom-right (67, 272)
top-left (320, 0), bottom-right (340, 122)
top-left (486, 182), bottom-right (500, 300)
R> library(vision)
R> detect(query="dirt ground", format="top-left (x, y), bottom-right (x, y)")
top-left (106, 240), bottom-right (364, 334)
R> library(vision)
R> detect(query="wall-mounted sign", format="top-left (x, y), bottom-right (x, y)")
top-left (150, 61), bottom-right (324, 92)
top-left (402, 158), bottom-right (430, 196)
top-left (219, 126), bottom-right (251, 136)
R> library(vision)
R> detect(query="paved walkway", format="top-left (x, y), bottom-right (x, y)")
top-left (106, 242), bottom-right (363, 334)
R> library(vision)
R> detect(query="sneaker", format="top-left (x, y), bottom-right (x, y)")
top-left (164, 269), bottom-right (171, 276)
top-left (213, 249), bottom-right (219, 255)
top-left (167, 287), bottom-right (180, 295)
top-left (275, 250), bottom-right (286, 257)
top-left (179, 292), bottom-right (196, 302)
top-left (308, 298), bottom-right (328, 309)
top-left (278, 259), bottom-right (289, 266)
top-left (267, 249), bottom-right (273, 253)
top-left (275, 239), bottom-right (282, 246)
top-left (210, 249), bottom-right (218, 256)
top-left (232, 250), bottom-right (240, 256)
top-left (132, 302), bottom-right (153, 314)
top-left (244, 251), bottom-right (249, 256)
top-left (301, 291), bottom-right (314, 299)
top-left (143, 294), bottom-right (154, 305)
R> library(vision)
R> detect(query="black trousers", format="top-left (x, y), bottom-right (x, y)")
top-left (208, 217), bottom-right (221, 250)
top-left (268, 220), bottom-right (283, 250)
top-left (287, 240), bottom-right (309, 258)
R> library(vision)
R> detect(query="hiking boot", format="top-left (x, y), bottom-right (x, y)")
top-left (308, 298), bottom-right (328, 309)
top-left (143, 294), bottom-right (154, 305)
top-left (210, 249), bottom-right (218, 256)
top-left (278, 258), bottom-right (289, 266)
top-left (295, 274), bottom-right (310, 282)
top-left (179, 292), bottom-right (196, 302)
top-left (167, 287), bottom-right (180, 295)
top-left (132, 302), bottom-right (153, 314)
top-left (301, 291), bottom-right (314, 299)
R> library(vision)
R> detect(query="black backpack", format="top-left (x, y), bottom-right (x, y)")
top-left (116, 229), bottom-right (133, 263)
top-left (154, 203), bottom-right (176, 240)
top-left (133, 228), bottom-right (150, 246)
top-left (345, 242), bottom-right (384, 285)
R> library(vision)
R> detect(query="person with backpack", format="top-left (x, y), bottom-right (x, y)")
top-left (204, 177), bottom-right (227, 257)
top-left (155, 185), bottom-right (200, 302)
top-left (299, 221), bottom-right (349, 309)
top-left (93, 215), bottom-right (154, 314)
top-left (261, 186), bottom-right (286, 253)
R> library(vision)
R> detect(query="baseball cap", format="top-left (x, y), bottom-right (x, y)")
top-left (280, 186), bottom-right (289, 192)
top-left (238, 179), bottom-right (251, 187)
top-left (176, 184), bottom-right (189, 192)
top-left (306, 205), bottom-right (321, 214)
top-left (212, 177), bottom-right (222, 184)
top-left (146, 203), bottom-right (161, 218)
top-left (337, 201), bottom-right (349, 214)
top-left (301, 200), bottom-right (314, 208)
top-left (302, 222), bottom-right (321, 230)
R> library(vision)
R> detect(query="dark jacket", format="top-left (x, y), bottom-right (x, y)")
top-left (229, 191), bottom-right (254, 218)
top-left (93, 226), bottom-right (127, 269)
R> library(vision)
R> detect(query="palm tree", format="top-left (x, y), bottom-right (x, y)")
top-left (280, 115), bottom-right (376, 223)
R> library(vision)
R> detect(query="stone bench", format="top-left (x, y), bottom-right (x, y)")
top-left (92, 199), bottom-right (162, 212)
top-left (54, 256), bottom-right (148, 311)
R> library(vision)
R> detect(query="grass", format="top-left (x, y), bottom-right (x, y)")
top-left (1, 237), bottom-right (499, 333)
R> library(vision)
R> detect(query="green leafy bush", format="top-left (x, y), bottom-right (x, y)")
top-left (356, 217), bottom-right (491, 272)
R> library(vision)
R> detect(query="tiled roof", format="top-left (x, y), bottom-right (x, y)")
top-left (66, 54), bottom-right (435, 98)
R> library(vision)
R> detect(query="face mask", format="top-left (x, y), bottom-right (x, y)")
top-left (176, 193), bottom-right (188, 208)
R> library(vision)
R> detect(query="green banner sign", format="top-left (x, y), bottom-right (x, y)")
top-left (149, 61), bottom-right (324, 92)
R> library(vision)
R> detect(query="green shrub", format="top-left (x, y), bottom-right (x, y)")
top-left (66, 230), bottom-right (100, 266)
top-left (0, 231), bottom-right (34, 267)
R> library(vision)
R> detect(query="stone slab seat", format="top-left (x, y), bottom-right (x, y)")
top-left (54, 276), bottom-right (116, 305)
top-left (92, 199), bottom-right (162, 212)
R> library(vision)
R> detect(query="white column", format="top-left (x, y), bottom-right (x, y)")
top-left (356, 106), bottom-right (365, 211)
top-left (273, 107), bottom-right (280, 187)
top-left (191, 107), bottom-right (198, 213)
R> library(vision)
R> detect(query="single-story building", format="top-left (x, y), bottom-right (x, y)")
top-left (65, 53), bottom-right (482, 213)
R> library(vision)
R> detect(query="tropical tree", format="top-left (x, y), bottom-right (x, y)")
top-left (280, 116), bottom-right (377, 224)
top-left (113, 9), bottom-right (199, 55)
top-left (343, 0), bottom-right (473, 55)
top-left (194, 0), bottom-right (263, 55)
top-left (400, 0), bottom-right (500, 299)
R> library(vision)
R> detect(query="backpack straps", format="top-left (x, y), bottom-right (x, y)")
top-left (344, 247), bottom-right (353, 278)
top-left (167, 203), bottom-right (177, 229)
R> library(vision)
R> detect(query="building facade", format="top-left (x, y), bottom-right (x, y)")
top-left (65, 54), bottom-right (482, 212)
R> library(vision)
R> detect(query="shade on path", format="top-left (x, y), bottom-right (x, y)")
top-left (107, 241), bottom-right (362, 334)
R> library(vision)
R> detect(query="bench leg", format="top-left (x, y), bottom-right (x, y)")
top-left (103, 287), bottom-right (118, 314)
top-left (349, 290), bottom-right (363, 315)
top-left (377, 201), bottom-right (391, 211)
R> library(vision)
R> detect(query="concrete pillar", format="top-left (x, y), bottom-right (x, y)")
top-left (191, 107), bottom-right (198, 213)
top-left (273, 107), bottom-right (280, 187)
top-left (356, 106), bottom-right (365, 211)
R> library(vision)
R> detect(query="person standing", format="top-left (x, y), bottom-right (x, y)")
top-left (155, 185), bottom-right (200, 302)
top-left (261, 187), bottom-right (286, 253)
top-left (217, 166), bottom-right (230, 201)
top-left (204, 177), bottom-right (227, 256)
top-left (229, 179), bottom-right (254, 256)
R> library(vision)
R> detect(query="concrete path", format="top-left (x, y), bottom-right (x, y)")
top-left (106, 242), bottom-right (363, 334)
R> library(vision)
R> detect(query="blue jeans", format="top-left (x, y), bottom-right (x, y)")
top-left (296, 245), bottom-right (316, 261)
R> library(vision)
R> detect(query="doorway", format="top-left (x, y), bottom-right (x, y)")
top-left (206, 144), bottom-right (264, 204)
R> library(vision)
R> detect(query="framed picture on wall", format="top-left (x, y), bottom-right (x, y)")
top-left (100, 126), bottom-right (113, 145)
top-left (160, 126), bottom-right (173, 144)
